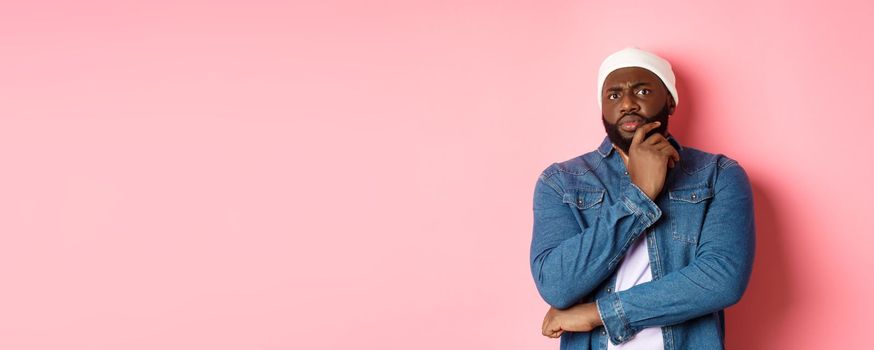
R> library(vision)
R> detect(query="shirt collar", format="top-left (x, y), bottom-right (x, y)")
top-left (596, 133), bottom-right (684, 158)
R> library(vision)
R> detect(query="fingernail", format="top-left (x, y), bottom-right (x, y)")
top-left (654, 121), bottom-right (661, 125)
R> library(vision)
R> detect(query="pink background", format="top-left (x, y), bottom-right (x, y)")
top-left (1, 1), bottom-right (872, 349)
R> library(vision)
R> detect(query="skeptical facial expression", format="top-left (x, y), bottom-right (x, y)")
top-left (601, 67), bottom-right (675, 139)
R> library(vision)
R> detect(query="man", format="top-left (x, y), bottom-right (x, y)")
top-left (529, 47), bottom-right (755, 349)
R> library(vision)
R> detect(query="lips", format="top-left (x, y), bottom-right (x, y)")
top-left (620, 122), bottom-right (640, 132)
top-left (618, 115), bottom-right (645, 132)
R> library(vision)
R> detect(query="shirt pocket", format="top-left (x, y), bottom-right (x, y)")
top-left (561, 187), bottom-right (605, 229)
top-left (668, 184), bottom-right (714, 244)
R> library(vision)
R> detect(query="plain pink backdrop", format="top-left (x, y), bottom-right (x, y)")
top-left (1, 1), bottom-right (872, 349)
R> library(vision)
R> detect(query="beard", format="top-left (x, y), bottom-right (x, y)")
top-left (602, 103), bottom-right (671, 155)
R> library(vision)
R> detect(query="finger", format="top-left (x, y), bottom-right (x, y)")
top-left (644, 132), bottom-right (667, 145)
top-left (631, 121), bottom-right (661, 146)
top-left (543, 322), bottom-right (559, 337)
top-left (542, 307), bottom-right (555, 329)
top-left (663, 148), bottom-right (681, 166)
top-left (654, 142), bottom-right (673, 155)
top-left (657, 146), bottom-right (679, 164)
top-left (668, 158), bottom-right (675, 168)
top-left (547, 324), bottom-right (563, 337)
top-left (655, 142), bottom-right (679, 158)
top-left (552, 330), bottom-right (564, 338)
top-left (654, 141), bottom-right (672, 150)
top-left (669, 147), bottom-right (681, 163)
top-left (545, 329), bottom-right (556, 338)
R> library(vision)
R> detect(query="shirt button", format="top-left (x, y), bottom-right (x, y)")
top-left (606, 287), bottom-right (612, 293)
top-left (601, 330), bottom-right (606, 335)
top-left (691, 193), bottom-right (697, 200)
top-left (617, 336), bottom-right (623, 341)
top-left (577, 199), bottom-right (583, 205)
top-left (624, 171), bottom-right (628, 175)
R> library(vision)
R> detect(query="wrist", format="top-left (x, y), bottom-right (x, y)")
top-left (589, 302), bottom-right (604, 327)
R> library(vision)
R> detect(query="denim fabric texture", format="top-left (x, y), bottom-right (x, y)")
top-left (530, 134), bottom-right (755, 350)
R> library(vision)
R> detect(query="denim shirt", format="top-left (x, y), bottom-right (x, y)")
top-left (530, 134), bottom-right (755, 350)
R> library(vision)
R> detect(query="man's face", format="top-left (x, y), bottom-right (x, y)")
top-left (600, 67), bottom-right (675, 154)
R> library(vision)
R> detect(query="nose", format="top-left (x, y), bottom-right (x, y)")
top-left (619, 93), bottom-right (640, 116)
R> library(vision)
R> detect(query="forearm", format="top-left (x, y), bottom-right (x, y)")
top-left (531, 178), bottom-right (662, 309)
top-left (596, 249), bottom-right (753, 340)
top-left (596, 164), bottom-right (755, 344)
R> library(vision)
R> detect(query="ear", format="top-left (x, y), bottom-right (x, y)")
top-left (667, 96), bottom-right (676, 116)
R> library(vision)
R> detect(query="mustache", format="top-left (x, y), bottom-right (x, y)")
top-left (617, 113), bottom-right (649, 125)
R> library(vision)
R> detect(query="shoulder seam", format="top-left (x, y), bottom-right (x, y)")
top-left (556, 152), bottom-right (604, 176)
top-left (718, 157), bottom-right (739, 169)
top-left (538, 163), bottom-right (563, 195)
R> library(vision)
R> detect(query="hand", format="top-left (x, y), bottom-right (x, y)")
top-left (625, 121), bottom-right (680, 200)
top-left (541, 303), bottom-right (603, 338)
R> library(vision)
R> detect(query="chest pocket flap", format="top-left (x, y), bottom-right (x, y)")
top-left (562, 187), bottom-right (605, 209)
top-left (668, 186), bottom-right (714, 204)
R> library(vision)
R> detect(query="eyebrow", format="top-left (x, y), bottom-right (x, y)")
top-left (605, 82), bottom-right (652, 92)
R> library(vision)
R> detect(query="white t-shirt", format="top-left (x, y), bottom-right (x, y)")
top-left (606, 231), bottom-right (664, 350)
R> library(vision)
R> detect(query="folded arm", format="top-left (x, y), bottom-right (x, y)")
top-left (596, 163), bottom-right (755, 345)
top-left (530, 170), bottom-right (661, 309)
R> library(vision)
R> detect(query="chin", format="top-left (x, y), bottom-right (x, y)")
top-left (616, 130), bottom-right (636, 141)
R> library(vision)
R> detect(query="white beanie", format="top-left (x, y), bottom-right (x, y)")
top-left (597, 47), bottom-right (678, 111)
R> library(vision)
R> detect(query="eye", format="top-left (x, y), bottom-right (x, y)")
top-left (608, 93), bottom-right (619, 100)
top-left (637, 89), bottom-right (651, 96)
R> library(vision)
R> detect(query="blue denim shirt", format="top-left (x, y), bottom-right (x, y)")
top-left (530, 134), bottom-right (755, 349)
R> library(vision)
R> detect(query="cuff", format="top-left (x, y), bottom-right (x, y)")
top-left (596, 293), bottom-right (634, 345)
top-left (621, 182), bottom-right (662, 227)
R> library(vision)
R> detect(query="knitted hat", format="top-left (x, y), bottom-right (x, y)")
top-left (597, 47), bottom-right (678, 111)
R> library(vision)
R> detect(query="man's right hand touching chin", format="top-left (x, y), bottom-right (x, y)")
top-left (619, 121), bottom-right (680, 200)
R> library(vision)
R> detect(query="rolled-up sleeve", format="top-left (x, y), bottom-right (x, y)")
top-left (596, 163), bottom-right (755, 345)
top-left (530, 166), bottom-right (662, 309)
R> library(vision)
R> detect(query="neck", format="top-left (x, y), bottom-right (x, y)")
top-left (612, 144), bottom-right (630, 167)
